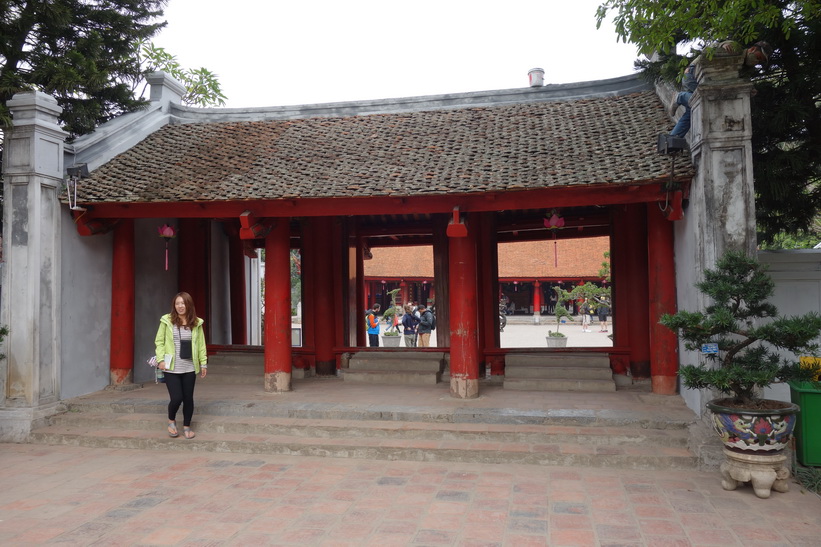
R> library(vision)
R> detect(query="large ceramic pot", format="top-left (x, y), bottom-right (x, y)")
top-left (706, 399), bottom-right (800, 453)
top-left (381, 334), bottom-right (401, 347)
top-left (545, 336), bottom-right (568, 348)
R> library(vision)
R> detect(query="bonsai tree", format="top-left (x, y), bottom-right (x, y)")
top-left (549, 286), bottom-right (575, 337)
top-left (381, 288), bottom-right (402, 336)
top-left (549, 304), bottom-right (573, 337)
top-left (661, 251), bottom-right (821, 408)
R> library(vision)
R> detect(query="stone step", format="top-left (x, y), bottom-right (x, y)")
top-left (342, 369), bottom-right (442, 385)
top-left (205, 362), bottom-right (261, 375)
top-left (207, 352), bottom-right (264, 366)
top-left (28, 412), bottom-right (696, 470)
top-left (505, 366), bottom-right (613, 380)
top-left (44, 412), bottom-right (690, 447)
top-left (503, 378), bottom-right (616, 392)
top-left (347, 351), bottom-right (445, 372)
top-left (59, 396), bottom-right (691, 428)
top-left (505, 353), bottom-right (610, 368)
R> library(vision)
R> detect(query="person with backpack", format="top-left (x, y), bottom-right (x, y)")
top-left (366, 303), bottom-right (381, 347)
top-left (401, 304), bottom-right (419, 347)
top-left (417, 303), bottom-right (435, 347)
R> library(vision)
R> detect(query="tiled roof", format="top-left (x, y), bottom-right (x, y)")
top-left (78, 90), bottom-right (686, 203)
top-left (364, 237), bottom-right (608, 279)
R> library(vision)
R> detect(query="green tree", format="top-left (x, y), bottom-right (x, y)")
top-left (0, 0), bottom-right (167, 137)
top-left (136, 41), bottom-right (226, 107)
top-left (596, 1), bottom-right (821, 243)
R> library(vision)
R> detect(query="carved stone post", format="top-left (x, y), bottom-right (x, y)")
top-left (1, 92), bottom-right (67, 440)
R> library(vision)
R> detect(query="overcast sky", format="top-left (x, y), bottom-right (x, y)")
top-left (153, 0), bottom-right (642, 108)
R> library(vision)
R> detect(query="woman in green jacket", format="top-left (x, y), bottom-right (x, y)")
top-left (155, 292), bottom-right (207, 439)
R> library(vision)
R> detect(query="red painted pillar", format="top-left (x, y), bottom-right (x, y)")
top-left (622, 204), bottom-right (651, 378)
top-left (400, 280), bottom-right (408, 308)
top-left (110, 219), bottom-right (135, 385)
top-left (448, 216), bottom-right (480, 398)
top-left (355, 236), bottom-right (366, 347)
top-left (178, 219), bottom-right (209, 332)
top-left (532, 281), bottom-right (542, 316)
top-left (647, 205), bottom-right (679, 394)
top-left (610, 209), bottom-right (630, 376)
top-left (264, 218), bottom-right (292, 392)
top-left (311, 217), bottom-right (336, 374)
top-left (228, 231), bottom-right (247, 345)
top-left (476, 212), bottom-right (499, 374)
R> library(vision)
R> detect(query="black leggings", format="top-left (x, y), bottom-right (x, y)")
top-left (165, 371), bottom-right (196, 427)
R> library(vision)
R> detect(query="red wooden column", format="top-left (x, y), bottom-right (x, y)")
top-left (622, 204), bottom-right (651, 378)
top-left (110, 219), bottom-right (135, 385)
top-left (647, 204), bottom-right (679, 394)
top-left (178, 219), bottom-right (209, 331)
top-left (532, 281), bottom-right (542, 317)
top-left (264, 218), bottom-right (292, 392)
top-left (476, 212), bottom-right (500, 374)
top-left (400, 280), bottom-right (408, 307)
top-left (310, 217), bottom-right (336, 374)
top-left (448, 214), bottom-right (481, 398)
top-left (228, 229), bottom-right (247, 345)
top-left (353, 233), bottom-right (368, 347)
top-left (610, 208), bottom-right (630, 377)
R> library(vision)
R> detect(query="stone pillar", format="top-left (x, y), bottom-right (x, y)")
top-left (689, 54), bottom-right (758, 265)
top-left (675, 55), bottom-right (757, 413)
top-left (1, 92), bottom-right (67, 441)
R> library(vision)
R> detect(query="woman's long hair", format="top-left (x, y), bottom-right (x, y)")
top-left (170, 292), bottom-right (198, 329)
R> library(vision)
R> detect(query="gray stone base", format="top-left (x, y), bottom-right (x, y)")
top-left (0, 402), bottom-right (64, 442)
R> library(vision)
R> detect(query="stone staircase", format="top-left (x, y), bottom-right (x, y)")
top-left (342, 351), bottom-right (446, 385)
top-left (503, 352), bottom-right (616, 392)
top-left (26, 392), bottom-right (698, 471)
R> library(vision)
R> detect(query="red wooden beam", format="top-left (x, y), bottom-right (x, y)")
top-left (70, 179), bottom-right (689, 219)
top-left (238, 211), bottom-right (275, 240)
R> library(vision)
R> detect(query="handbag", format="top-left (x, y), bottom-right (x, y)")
top-left (178, 327), bottom-right (193, 360)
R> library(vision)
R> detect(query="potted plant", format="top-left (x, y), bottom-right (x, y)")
top-left (661, 251), bottom-right (821, 496)
top-left (546, 299), bottom-right (573, 348)
top-left (381, 288), bottom-right (402, 347)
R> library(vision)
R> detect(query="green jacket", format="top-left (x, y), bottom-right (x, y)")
top-left (154, 314), bottom-right (207, 373)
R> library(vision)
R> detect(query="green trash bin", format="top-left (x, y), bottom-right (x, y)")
top-left (789, 381), bottom-right (821, 466)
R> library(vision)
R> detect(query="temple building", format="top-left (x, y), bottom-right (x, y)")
top-left (1, 55), bottom-right (760, 439)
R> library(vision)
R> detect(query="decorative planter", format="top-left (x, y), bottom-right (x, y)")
top-left (706, 399), bottom-right (799, 453)
top-left (545, 336), bottom-right (568, 348)
top-left (381, 334), bottom-right (401, 347)
top-left (789, 381), bottom-right (821, 466)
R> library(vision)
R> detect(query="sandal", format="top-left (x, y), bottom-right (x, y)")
top-left (167, 421), bottom-right (179, 438)
top-left (183, 427), bottom-right (195, 439)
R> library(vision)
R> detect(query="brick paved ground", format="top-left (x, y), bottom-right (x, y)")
top-left (1, 442), bottom-right (820, 546)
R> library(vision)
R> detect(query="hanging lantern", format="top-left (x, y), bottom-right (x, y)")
top-left (157, 224), bottom-right (177, 271)
top-left (544, 209), bottom-right (565, 267)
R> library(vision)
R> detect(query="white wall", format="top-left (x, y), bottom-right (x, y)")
top-left (59, 210), bottom-right (113, 399)
top-left (759, 250), bottom-right (821, 403)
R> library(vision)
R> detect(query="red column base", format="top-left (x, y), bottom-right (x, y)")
top-left (110, 368), bottom-right (133, 386)
top-left (651, 375), bottom-right (678, 395)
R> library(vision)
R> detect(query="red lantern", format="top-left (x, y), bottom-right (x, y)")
top-left (544, 210), bottom-right (565, 267)
top-left (157, 224), bottom-right (177, 271)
